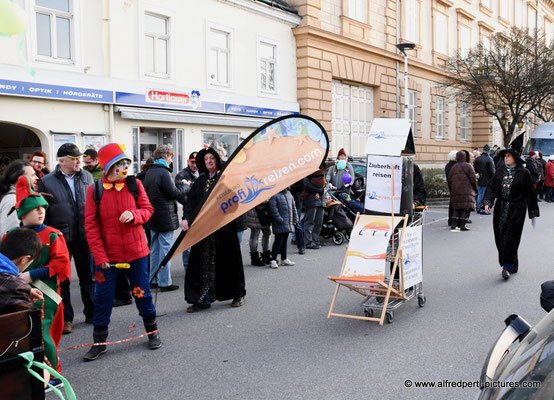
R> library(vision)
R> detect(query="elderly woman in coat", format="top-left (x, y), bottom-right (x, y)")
top-left (268, 188), bottom-right (298, 269)
top-left (448, 150), bottom-right (477, 232)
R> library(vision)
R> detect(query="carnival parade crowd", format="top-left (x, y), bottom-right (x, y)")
top-left (0, 137), bottom-right (547, 392)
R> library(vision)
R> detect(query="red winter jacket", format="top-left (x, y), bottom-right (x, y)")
top-left (546, 161), bottom-right (554, 187)
top-left (85, 177), bottom-right (153, 265)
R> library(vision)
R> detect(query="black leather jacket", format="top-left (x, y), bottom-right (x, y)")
top-left (38, 165), bottom-right (93, 242)
top-left (143, 164), bottom-right (186, 232)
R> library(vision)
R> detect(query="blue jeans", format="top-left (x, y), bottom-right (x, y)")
top-left (182, 248), bottom-right (190, 272)
top-left (149, 230), bottom-right (174, 287)
top-left (237, 230), bottom-right (245, 244)
top-left (546, 187), bottom-right (553, 202)
top-left (93, 256), bottom-right (156, 327)
top-left (477, 186), bottom-right (487, 211)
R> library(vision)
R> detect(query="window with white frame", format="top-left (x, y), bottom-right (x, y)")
top-left (482, 35), bottom-right (491, 52)
top-left (259, 40), bottom-right (276, 93)
top-left (459, 25), bottom-right (471, 57)
top-left (208, 26), bottom-right (231, 86)
top-left (34, 0), bottom-right (73, 61)
top-left (481, 0), bottom-right (491, 9)
top-left (331, 81), bottom-right (374, 157)
top-left (405, 0), bottom-right (418, 43)
top-left (408, 90), bottom-right (417, 135)
top-left (435, 12), bottom-right (447, 55)
top-left (514, 0), bottom-right (523, 28)
top-left (528, 7), bottom-right (536, 32)
top-left (546, 20), bottom-right (553, 46)
top-left (144, 13), bottom-right (169, 77)
top-left (435, 96), bottom-right (445, 139)
top-left (460, 102), bottom-right (469, 140)
top-left (348, 0), bottom-right (365, 23)
top-left (499, 1), bottom-right (508, 21)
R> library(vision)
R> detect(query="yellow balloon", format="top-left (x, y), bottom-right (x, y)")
top-left (0, 0), bottom-right (27, 36)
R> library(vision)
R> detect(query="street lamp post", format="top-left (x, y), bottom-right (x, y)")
top-left (396, 42), bottom-right (416, 120)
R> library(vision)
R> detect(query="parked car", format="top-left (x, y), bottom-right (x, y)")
top-left (477, 309), bottom-right (554, 399)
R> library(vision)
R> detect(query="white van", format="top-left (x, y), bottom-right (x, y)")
top-left (523, 122), bottom-right (554, 159)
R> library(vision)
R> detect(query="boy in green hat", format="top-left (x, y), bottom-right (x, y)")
top-left (6, 175), bottom-right (71, 374)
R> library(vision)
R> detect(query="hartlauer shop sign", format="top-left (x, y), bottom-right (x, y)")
top-left (146, 89), bottom-right (190, 105)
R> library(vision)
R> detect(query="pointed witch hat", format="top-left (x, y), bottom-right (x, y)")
top-left (498, 133), bottom-right (525, 165)
top-left (10, 175), bottom-right (52, 219)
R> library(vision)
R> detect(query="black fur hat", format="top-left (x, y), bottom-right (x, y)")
top-left (195, 147), bottom-right (222, 174)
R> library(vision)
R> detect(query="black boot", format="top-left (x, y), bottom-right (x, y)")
top-left (144, 317), bottom-right (162, 350)
top-left (250, 252), bottom-right (265, 267)
top-left (83, 326), bottom-right (108, 361)
top-left (261, 251), bottom-right (271, 265)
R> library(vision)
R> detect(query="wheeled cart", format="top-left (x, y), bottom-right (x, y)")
top-left (361, 207), bottom-right (426, 323)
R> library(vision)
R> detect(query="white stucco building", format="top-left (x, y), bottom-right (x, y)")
top-left (0, 0), bottom-right (301, 173)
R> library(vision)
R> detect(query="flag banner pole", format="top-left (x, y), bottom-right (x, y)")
top-left (154, 114), bottom-right (329, 278)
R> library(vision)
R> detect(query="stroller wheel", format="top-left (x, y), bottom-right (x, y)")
top-left (332, 231), bottom-right (345, 245)
top-left (345, 230), bottom-right (351, 241)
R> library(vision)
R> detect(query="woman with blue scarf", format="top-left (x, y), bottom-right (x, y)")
top-left (143, 145), bottom-right (187, 291)
top-left (483, 139), bottom-right (539, 281)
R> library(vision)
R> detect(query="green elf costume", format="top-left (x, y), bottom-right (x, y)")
top-left (9, 175), bottom-right (71, 372)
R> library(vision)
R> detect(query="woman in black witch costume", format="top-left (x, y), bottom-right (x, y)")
top-left (181, 147), bottom-right (246, 312)
top-left (483, 135), bottom-right (539, 280)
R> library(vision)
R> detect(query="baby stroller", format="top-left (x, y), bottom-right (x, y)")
top-left (320, 192), bottom-right (354, 245)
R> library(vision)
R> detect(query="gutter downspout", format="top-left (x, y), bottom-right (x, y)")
top-left (395, 0), bottom-right (400, 118)
top-left (103, 0), bottom-right (115, 141)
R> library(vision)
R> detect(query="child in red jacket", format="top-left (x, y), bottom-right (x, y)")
top-left (83, 143), bottom-right (158, 361)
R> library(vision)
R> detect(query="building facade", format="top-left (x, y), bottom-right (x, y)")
top-left (0, 0), bottom-right (301, 173)
top-left (288, 0), bottom-right (554, 164)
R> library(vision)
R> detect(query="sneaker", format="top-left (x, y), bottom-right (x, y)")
top-left (306, 244), bottom-right (320, 249)
top-left (231, 296), bottom-right (245, 307)
top-left (269, 260), bottom-right (279, 269)
top-left (83, 344), bottom-right (107, 361)
top-left (502, 269), bottom-right (511, 280)
top-left (450, 227), bottom-right (461, 232)
top-left (159, 284), bottom-right (179, 292)
top-left (62, 321), bottom-right (72, 335)
top-left (187, 303), bottom-right (211, 313)
top-left (112, 298), bottom-right (132, 307)
top-left (460, 227), bottom-right (470, 231)
top-left (280, 258), bottom-right (295, 266)
top-left (298, 248), bottom-right (305, 255)
top-left (45, 378), bottom-right (64, 393)
top-left (148, 331), bottom-right (162, 350)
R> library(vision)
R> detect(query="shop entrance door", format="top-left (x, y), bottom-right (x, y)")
top-left (0, 122), bottom-right (42, 173)
top-left (139, 128), bottom-right (178, 176)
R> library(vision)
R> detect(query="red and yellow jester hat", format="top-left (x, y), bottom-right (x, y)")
top-left (14, 175), bottom-right (51, 219)
top-left (97, 143), bottom-right (132, 175)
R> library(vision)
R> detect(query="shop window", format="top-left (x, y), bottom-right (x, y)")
top-left (144, 13), bottom-right (170, 77)
top-left (434, 12), bottom-right (447, 55)
top-left (331, 81), bottom-right (373, 157)
top-left (259, 40), bottom-right (277, 94)
top-left (435, 96), bottom-right (445, 139)
top-left (207, 23), bottom-right (232, 87)
top-left (405, 0), bottom-right (418, 43)
top-left (348, 0), bottom-right (365, 23)
top-left (202, 132), bottom-right (239, 162)
top-left (34, 0), bottom-right (73, 61)
top-left (460, 102), bottom-right (469, 141)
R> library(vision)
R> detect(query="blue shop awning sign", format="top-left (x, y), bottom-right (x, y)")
top-left (0, 79), bottom-right (113, 103)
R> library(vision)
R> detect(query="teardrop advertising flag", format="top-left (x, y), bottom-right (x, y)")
top-left (163, 114), bottom-right (329, 264)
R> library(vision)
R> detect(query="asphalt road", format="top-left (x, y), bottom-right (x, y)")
top-left (51, 204), bottom-right (554, 400)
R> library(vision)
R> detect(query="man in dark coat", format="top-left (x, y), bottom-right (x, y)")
top-left (483, 145), bottom-right (539, 280)
top-left (182, 147), bottom-right (245, 312)
top-left (473, 145), bottom-right (495, 214)
top-left (524, 151), bottom-right (540, 190)
top-left (143, 145), bottom-right (186, 292)
top-left (38, 143), bottom-right (94, 334)
top-left (413, 164), bottom-right (426, 207)
top-left (448, 150), bottom-right (477, 231)
top-left (536, 151), bottom-right (547, 200)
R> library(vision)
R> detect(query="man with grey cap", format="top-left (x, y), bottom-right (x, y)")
top-left (38, 143), bottom-right (94, 334)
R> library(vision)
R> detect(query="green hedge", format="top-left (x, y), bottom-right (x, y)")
top-left (421, 168), bottom-right (449, 198)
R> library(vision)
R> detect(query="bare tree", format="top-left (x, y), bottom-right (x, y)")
top-left (532, 95), bottom-right (554, 123)
top-left (440, 28), bottom-right (554, 147)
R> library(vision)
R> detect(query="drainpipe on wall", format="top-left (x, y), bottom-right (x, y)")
top-left (103, 0), bottom-right (114, 141)
top-left (395, 0), bottom-right (400, 118)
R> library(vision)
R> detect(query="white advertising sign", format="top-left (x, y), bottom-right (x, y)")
top-left (364, 118), bottom-right (412, 156)
top-left (401, 225), bottom-right (423, 288)
top-left (364, 155), bottom-right (402, 214)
